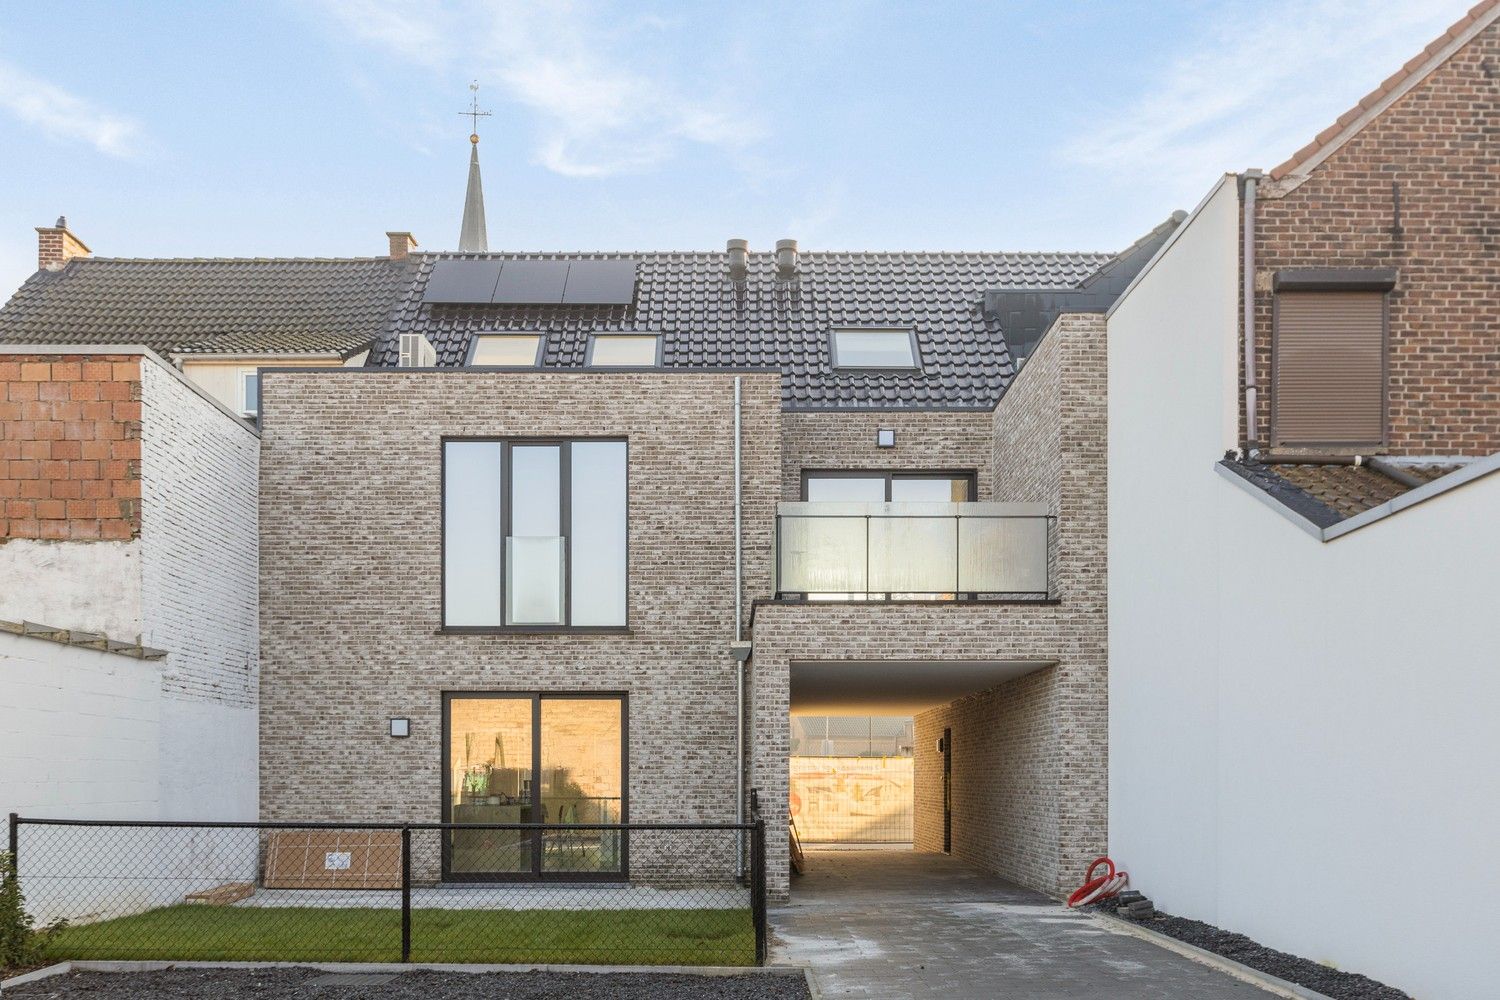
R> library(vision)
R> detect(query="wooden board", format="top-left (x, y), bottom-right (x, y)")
top-left (263, 830), bottom-right (402, 890)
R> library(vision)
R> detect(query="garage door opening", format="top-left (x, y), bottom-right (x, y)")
top-left (790, 716), bottom-right (914, 848)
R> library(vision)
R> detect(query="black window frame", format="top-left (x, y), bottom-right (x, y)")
top-left (440, 436), bottom-right (629, 634)
top-left (799, 468), bottom-right (978, 502)
top-left (828, 327), bottom-right (923, 371)
top-left (584, 333), bottom-right (663, 368)
top-left (465, 333), bottom-right (546, 367)
top-left (439, 689), bottom-right (630, 883)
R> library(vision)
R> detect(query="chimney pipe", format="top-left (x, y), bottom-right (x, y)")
top-left (726, 238), bottom-right (749, 282)
top-left (36, 216), bottom-right (91, 271)
top-left (775, 239), bottom-right (798, 281)
top-left (387, 231), bottom-right (419, 261)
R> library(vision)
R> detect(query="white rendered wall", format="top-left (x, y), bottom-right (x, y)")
top-left (1107, 175), bottom-right (1500, 1000)
top-left (0, 631), bottom-right (161, 821)
top-left (139, 358), bottom-right (260, 821)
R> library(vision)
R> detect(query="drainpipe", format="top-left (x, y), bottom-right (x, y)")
top-left (732, 376), bottom-right (747, 875)
top-left (1242, 170), bottom-right (1262, 456)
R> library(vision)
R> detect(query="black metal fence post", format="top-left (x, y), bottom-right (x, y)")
top-left (400, 825), bottom-right (412, 963)
top-left (750, 819), bottom-right (767, 965)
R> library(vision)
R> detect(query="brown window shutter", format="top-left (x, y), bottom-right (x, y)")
top-left (1272, 291), bottom-right (1386, 447)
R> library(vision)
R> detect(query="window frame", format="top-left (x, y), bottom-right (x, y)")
top-left (439, 689), bottom-right (630, 883)
top-left (585, 333), bottom-right (662, 368)
top-left (466, 333), bottom-right (546, 368)
top-left (440, 436), bottom-right (629, 634)
top-left (239, 369), bottom-right (259, 418)
top-left (800, 469), bottom-right (978, 502)
top-left (1270, 287), bottom-right (1390, 449)
top-left (828, 327), bottom-right (922, 371)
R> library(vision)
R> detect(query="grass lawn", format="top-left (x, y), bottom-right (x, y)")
top-left (42, 905), bottom-right (755, 966)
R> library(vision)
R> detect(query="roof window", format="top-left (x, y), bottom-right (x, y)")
top-left (830, 329), bottom-right (919, 370)
top-left (469, 334), bottom-right (543, 367)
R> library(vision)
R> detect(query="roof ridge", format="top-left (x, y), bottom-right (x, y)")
top-left (412, 248), bottom-right (1116, 260)
top-left (1269, 0), bottom-right (1500, 179)
top-left (80, 256), bottom-right (401, 265)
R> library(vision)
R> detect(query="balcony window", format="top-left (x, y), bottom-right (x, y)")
top-left (830, 329), bottom-right (920, 369)
top-left (587, 334), bottom-right (660, 367)
top-left (443, 439), bottom-right (627, 629)
top-left (469, 334), bottom-right (544, 366)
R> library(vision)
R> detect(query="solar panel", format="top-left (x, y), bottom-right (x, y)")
top-left (422, 260), bottom-right (503, 303)
top-left (562, 260), bottom-right (638, 305)
top-left (492, 260), bottom-right (570, 304)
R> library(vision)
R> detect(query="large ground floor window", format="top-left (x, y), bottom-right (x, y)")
top-left (443, 692), bottom-right (626, 881)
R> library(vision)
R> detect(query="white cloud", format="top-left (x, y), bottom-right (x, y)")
top-left (1061, 0), bottom-right (1475, 186)
top-left (313, 0), bottom-right (765, 177)
top-left (0, 58), bottom-right (144, 158)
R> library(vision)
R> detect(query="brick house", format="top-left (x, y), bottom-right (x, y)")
top-left (256, 234), bottom-right (1182, 900)
top-left (1107, 4), bottom-right (1500, 998)
top-left (3, 211), bottom-right (1178, 900)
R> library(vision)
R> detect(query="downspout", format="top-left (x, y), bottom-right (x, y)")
top-left (1242, 170), bottom-right (1262, 456)
top-left (733, 376), bottom-right (746, 873)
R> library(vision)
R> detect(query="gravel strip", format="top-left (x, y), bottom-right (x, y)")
top-left (3, 967), bottom-right (810, 999)
top-left (1091, 899), bottom-right (1409, 1000)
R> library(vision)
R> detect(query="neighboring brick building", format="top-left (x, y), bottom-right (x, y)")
top-left (0, 346), bottom-right (259, 821)
top-left (1107, 5), bottom-right (1500, 997)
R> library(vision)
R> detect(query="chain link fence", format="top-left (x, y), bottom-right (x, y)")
top-left (9, 816), bottom-right (766, 966)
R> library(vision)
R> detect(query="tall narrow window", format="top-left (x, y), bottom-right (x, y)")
top-left (240, 370), bottom-right (259, 417)
top-left (443, 440), bottom-right (627, 629)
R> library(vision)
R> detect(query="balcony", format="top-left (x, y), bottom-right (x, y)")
top-left (774, 502), bottom-right (1052, 600)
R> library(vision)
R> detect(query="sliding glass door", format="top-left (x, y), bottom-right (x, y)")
top-left (443, 693), bottom-right (626, 881)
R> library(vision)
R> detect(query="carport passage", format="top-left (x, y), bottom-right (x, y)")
top-left (771, 850), bottom-right (1274, 999)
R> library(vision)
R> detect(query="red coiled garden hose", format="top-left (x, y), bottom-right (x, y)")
top-left (1067, 856), bottom-right (1128, 907)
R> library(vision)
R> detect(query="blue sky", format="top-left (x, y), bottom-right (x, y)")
top-left (0, 1), bottom-right (1474, 295)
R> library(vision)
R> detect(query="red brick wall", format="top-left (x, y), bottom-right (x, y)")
top-left (1252, 21), bottom-right (1500, 455)
top-left (0, 354), bottom-right (143, 541)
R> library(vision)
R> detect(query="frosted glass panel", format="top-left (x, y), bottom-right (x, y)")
top-left (779, 517), bottom-right (867, 593)
top-left (959, 517), bottom-right (1049, 593)
top-left (510, 446), bottom-right (560, 536)
top-left (444, 442), bottom-right (503, 625)
top-left (806, 477), bottom-right (885, 502)
top-left (507, 536), bottom-right (565, 625)
top-left (868, 517), bottom-right (956, 593)
top-left (570, 442), bottom-right (627, 626)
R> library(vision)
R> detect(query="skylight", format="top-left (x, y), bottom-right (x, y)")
top-left (588, 334), bottom-right (660, 367)
top-left (830, 329), bottom-right (919, 369)
top-left (469, 334), bottom-right (543, 366)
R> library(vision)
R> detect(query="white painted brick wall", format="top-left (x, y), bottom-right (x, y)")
top-left (138, 359), bottom-right (259, 708)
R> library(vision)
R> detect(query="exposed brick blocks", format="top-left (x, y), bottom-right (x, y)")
top-left (0, 354), bottom-right (142, 542)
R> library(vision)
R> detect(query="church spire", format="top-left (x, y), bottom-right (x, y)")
top-left (458, 83), bottom-right (491, 253)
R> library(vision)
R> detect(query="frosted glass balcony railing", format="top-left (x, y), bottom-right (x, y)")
top-left (506, 536), bottom-right (566, 625)
top-left (775, 502), bottom-right (1051, 599)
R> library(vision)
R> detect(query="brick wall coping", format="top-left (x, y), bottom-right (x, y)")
top-left (1215, 450), bottom-right (1500, 542)
top-left (0, 343), bottom-right (259, 438)
top-left (0, 618), bottom-right (167, 660)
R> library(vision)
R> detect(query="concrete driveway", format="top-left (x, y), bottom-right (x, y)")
top-left (771, 849), bottom-right (1274, 999)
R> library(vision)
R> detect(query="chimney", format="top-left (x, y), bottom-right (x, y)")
top-left (387, 231), bottom-right (419, 261)
top-left (775, 239), bottom-right (799, 281)
top-left (36, 216), bottom-right (91, 271)
top-left (726, 238), bottom-right (749, 282)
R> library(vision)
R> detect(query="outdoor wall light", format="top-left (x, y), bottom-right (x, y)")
top-left (875, 428), bottom-right (896, 448)
top-left (389, 717), bottom-right (411, 738)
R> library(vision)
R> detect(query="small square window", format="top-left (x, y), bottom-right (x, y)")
top-left (469, 334), bottom-right (543, 366)
top-left (588, 334), bottom-right (660, 367)
top-left (831, 329), bottom-right (919, 369)
top-left (240, 370), bottom-right (259, 417)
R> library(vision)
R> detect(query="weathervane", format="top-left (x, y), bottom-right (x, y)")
top-left (460, 81), bottom-right (492, 144)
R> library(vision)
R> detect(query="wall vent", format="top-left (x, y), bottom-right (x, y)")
top-left (398, 333), bottom-right (437, 368)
